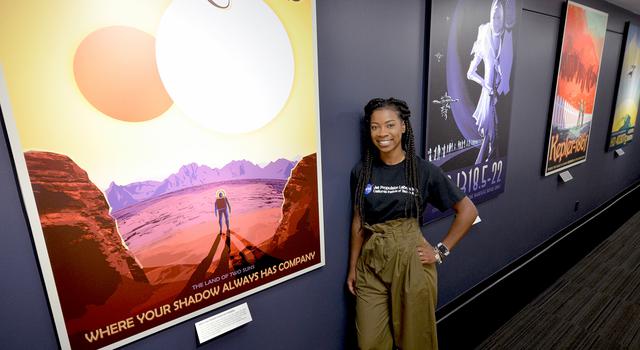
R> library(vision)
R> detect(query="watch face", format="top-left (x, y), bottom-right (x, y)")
top-left (437, 243), bottom-right (450, 256)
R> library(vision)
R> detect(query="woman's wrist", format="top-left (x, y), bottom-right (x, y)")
top-left (433, 248), bottom-right (443, 264)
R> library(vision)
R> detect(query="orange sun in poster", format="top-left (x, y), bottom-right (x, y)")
top-left (73, 26), bottom-right (173, 122)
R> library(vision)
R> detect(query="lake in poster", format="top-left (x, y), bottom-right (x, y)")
top-left (425, 0), bottom-right (521, 221)
top-left (0, 0), bottom-right (323, 349)
top-left (608, 22), bottom-right (640, 151)
top-left (544, 1), bottom-right (608, 175)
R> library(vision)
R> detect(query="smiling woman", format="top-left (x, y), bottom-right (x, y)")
top-left (348, 98), bottom-right (477, 350)
top-left (73, 25), bottom-right (173, 122)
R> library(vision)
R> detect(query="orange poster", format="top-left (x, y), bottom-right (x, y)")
top-left (544, 1), bottom-right (608, 175)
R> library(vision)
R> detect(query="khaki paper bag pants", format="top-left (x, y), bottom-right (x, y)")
top-left (355, 218), bottom-right (438, 350)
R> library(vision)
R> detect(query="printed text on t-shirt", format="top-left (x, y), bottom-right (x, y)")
top-left (370, 185), bottom-right (418, 196)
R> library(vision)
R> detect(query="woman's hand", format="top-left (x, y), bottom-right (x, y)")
top-left (417, 237), bottom-right (439, 265)
top-left (346, 270), bottom-right (357, 296)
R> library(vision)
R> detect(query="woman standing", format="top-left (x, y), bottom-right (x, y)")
top-left (347, 98), bottom-right (478, 350)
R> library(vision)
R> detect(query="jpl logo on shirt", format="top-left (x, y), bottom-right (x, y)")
top-left (364, 183), bottom-right (373, 195)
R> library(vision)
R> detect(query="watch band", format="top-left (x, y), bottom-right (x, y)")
top-left (433, 248), bottom-right (443, 264)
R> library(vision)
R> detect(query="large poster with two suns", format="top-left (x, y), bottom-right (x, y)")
top-left (544, 1), bottom-right (608, 176)
top-left (0, 0), bottom-right (323, 349)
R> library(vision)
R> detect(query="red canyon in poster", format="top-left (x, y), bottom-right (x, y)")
top-left (27, 151), bottom-right (319, 349)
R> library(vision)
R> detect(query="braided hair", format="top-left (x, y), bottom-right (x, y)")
top-left (353, 97), bottom-right (422, 225)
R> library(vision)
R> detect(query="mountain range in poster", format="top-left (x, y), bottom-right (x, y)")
top-left (105, 158), bottom-right (296, 212)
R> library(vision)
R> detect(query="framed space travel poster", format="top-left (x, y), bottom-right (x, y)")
top-left (0, 0), bottom-right (323, 349)
top-left (424, 0), bottom-right (521, 222)
top-left (607, 22), bottom-right (640, 151)
top-left (544, 1), bottom-right (608, 176)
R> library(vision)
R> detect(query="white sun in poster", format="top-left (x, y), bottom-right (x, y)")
top-left (156, 0), bottom-right (294, 134)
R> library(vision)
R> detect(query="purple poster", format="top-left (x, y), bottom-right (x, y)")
top-left (425, 0), bottom-right (521, 221)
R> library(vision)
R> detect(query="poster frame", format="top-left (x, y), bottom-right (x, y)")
top-left (606, 21), bottom-right (640, 152)
top-left (0, 1), bottom-right (324, 348)
top-left (543, 1), bottom-right (609, 176)
top-left (422, 0), bottom-right (522, 222)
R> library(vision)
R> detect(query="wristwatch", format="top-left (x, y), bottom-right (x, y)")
top-left (436, 242), bottom-right (450, 259)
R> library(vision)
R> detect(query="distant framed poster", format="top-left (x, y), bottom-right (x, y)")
top-left (544, 1), bottom-right (608, 176)
top-left (607, 22), bottom-right (640, 151)
top-left (0, 0), bottom-right (323, 349)
top-left (424, 0), bottom-right (521, 222)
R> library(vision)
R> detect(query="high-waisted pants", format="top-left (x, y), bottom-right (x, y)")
top-left (355, 218), bottom-right (438, 350)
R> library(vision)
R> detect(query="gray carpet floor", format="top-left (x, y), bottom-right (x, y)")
top-left (477, 210), bottom-right (640, 349)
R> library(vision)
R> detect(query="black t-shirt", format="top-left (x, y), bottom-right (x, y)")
top-left (350, 155), bottom-right (465, 225)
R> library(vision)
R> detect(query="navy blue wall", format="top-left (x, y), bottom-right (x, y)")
top-left (1, 0), bottom-right (639, 348)
top-left (433, 0), bottom-right (640, 306)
